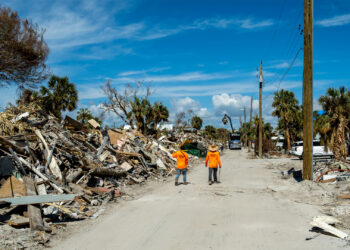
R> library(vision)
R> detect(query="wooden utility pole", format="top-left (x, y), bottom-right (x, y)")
top-left (249, 97), bottom-right (253, 152)
top-left (259, 62), bottom-right (263, 157)
top-left (303, 0), bottom-right (313, 180)
top-left (244, 106), bottom-right (247, 148)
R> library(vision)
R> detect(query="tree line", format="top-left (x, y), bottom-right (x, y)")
top-left (272, 87), bottom-right (350, 160)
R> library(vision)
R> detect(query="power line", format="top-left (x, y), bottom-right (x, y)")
top-left (262, 0), bottom-right (287, 60)
top-left (277, 47), bottom-right (303, 90)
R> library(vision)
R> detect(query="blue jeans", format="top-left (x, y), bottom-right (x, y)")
top-left (175, 169), bottom-right (187, 182)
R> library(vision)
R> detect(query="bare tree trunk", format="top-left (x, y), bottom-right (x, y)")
top-left (333, 116), bottom-right (346, 160)
top-left (285, 126), bottom-right (291, 151)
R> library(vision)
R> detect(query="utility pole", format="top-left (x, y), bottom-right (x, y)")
top-left (249, 96), bottom-right (253, 152)
top-left (259, 62), bottom-right (263, 157)
top-left (244, 106), bottom-right (247, 148)
top-left (303, 0), bottom-right (313, 180)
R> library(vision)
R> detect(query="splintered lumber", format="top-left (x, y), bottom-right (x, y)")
top-left (19, 157), bottom-right (64, 193)
top-left (151, 141), bottom-right (175, 161)
top-left (120, 162), bottom-right (133, 171)
top-left (36, 177), bottom-right (47, 195)
top-left (0, 136), bottom-right (26, 155)
top-left (87, 187), bottom-right (122, 196)
top-left (64, 115), bottom-right (84, 131)
top-left (24, 177), bottom-right (44, 231)
top-left (44, 202), bottom-right (73, 215)
top-left (35, 130), bottom-right (62, 180)
top-left (0, 193), bottom-right (78, 206)
top-left (88, 119), bottom-right (100, 128)
top-left (7, 217), bottom-right (30, 228)
top-left (338, 195), bottom-right (350, 199)
top-left (310, 216), bottom-right (349, 239)
top-left (0, 176), bottom-right (26, 198)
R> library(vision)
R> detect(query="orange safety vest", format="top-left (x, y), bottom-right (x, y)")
top-left (205, 151), bottom-right (221, 168)
top-left (172, 150), bottom-right (189, 169)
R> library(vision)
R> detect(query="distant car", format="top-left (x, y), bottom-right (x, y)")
top-left (272, 136), bottom-right (285, 151)
top-left (290, 140), bottom-right (333, 159)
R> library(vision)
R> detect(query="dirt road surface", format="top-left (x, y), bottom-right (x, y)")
top-left (53, 150), bottom-right (346, 250)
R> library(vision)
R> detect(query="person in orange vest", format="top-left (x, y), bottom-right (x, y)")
top-left (172, 148), bottom-right (189, 186)
top-left (205, 144), bottom-right (221, 185)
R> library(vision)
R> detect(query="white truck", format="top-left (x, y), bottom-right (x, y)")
top-left (290, 140), bottom-right (333, 159)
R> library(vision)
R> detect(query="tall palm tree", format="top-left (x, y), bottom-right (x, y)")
top-left (272, 89), bottom-right (300, 150)
top-left (318, 86), bottom-right (350, 160)
top-left (77, 108), bottom-right (93, 124)
top-left (37, 75), bottom-right (78, 118)
top-left (130, 96), bottom-right (151, 133)
top-left (151, 102), bottom-right (169, 131)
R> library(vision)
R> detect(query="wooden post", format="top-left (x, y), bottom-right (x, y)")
top-left (24, 177), bottom-right (44, 231)
top-left (303, 0), bottom-right (313, 180)
top-left (259, 62), bottom-right (263, 157)
top-left (248, 97), bottom-right (253, 152)
top-left (244, 106), bottom-right (247, 148)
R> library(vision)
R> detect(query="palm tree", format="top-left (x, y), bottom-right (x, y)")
top-left (318, 86), bottom-right (350, 160)
top-left (77, 108), bottom-right (93, 124)
top-left (191, 116), bottom-right (203, 130)
top-left (263, 123), bottom-right (273, 140)
top-left (36, 75), bottom-right (78, 118)
top-left (272, 89), bottom-right (300, 150)
top-left (152, 102), bottom-right (169, 131)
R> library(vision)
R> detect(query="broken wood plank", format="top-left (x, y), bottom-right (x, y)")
top-left (97, 136), bottom-right (109, 157)
top-left (88, 119), bottom-right (100, 128)
top-left (120, 162), bottom-right (133, 171)
top-left (0, 193), bottom-right (77, 206)
top-left (320, 178), bottom-right (337, 183)
top-left (35, 130), bottom-right (62, 180)
top-left (7, 217), bottom-right (30, 228)
top-left (0, 176), bottom-right (26, 198)
top-left (311, 216), bottom-right (349, 239)
top-left (36, 177), bottom-right (47, 195)
top-left (44, 202), bottom-right (73, 215)
top-left (338, 195), bottom-right (350, 199)
top-left (24, 177), bottom-right (44, 231)
top-left (19, 157), bottom-right (64, 193)
top-left (64, 115), bottom-right (85, 131)
top-left (0, 136), bottom-right (26, 155)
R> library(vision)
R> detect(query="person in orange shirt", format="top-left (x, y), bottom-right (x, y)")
top-left (205, 144), bottom-right (222, 185)
top-left (172, 148), bottom-right (189, 186)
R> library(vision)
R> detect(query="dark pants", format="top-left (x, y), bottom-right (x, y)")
top-left (208, 168), bottom-right (218, 182)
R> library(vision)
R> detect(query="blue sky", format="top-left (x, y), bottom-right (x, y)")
top-left (1, 0), bottom-right (350, 129)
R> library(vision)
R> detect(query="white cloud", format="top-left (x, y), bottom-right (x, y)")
top-left (77, 79), bottom-right (260, 100)
top-left (170, 97), bottom-right (211, 123)
top-left (141, 17), bottom-right (274, 40)
top-left (118, 67), bottom-right (171, 76)
top-left (239, 19), bottom-right (274, 29)
top-left (313, 100), bottom-right (323, 111)
top-left (113, 71), bottom-right (233, 83)
top-left (316, 14), bottom-right (350, 27)
top-left (212, 93), bottom-right (259, 118)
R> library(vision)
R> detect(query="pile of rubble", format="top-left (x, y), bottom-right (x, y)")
top-left (0, 103), bottom-right (204, 248)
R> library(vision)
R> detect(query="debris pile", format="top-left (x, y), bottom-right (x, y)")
top-left (0, 104), bottom-right (204, 247)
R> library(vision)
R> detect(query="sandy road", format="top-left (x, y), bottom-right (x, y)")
top-left (53, 150), bottom-right (344, 250)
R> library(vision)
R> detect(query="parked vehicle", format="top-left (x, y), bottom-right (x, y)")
top-left (229, 133), bottom-right (241, 150)
top-left (271, 136), bottom-right (284, 151)
top-left (290, 140), bottom-right (333, 159)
